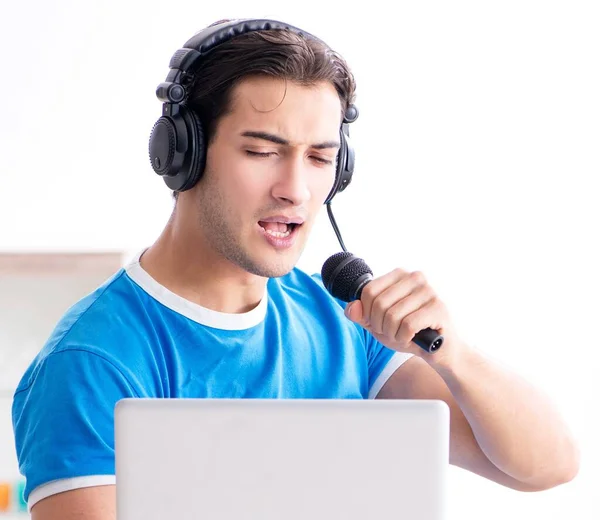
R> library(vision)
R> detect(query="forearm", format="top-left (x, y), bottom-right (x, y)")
top-left (431, 345), bottom-right (580, 487)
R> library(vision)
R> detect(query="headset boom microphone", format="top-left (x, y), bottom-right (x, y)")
top-left (321, 252), bottom-right (444, 354)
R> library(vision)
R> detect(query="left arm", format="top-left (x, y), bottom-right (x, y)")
top-left (376, 349), bottom-right (579, 491)
top-left (346, 268), bottom-right (580, 491)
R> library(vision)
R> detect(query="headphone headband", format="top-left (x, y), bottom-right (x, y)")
top-left (157, 19), bottom-right (325, 105)
top-left (149, 18), bottom-right (358, 202)
top-left (184, 19), bottom-right (325, 54)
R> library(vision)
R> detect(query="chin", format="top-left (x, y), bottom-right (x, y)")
top-left (254, 259), bottom-right (298, 279)
top-left (243, 250), bottom-right (301, 279)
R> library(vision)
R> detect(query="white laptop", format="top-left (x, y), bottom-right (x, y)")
top-left (115, 398), bottom-right (450, 520)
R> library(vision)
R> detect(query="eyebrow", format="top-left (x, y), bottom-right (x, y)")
top-left (240, 131), bottom-right (340, 150)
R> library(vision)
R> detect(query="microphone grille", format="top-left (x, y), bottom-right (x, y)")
top-left (321, 252), bottom-right (373, 302)
top-left (321, 251), bottom-right (352, 287)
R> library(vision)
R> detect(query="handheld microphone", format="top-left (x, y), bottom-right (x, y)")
top-left (321, 251), bottom-right (444, 354)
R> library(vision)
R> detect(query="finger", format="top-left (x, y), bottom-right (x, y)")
top-left (395, 298), bottom-right (444, 346)
top-left (344, 300), bottom-right (366, 326)
top-left (360, 268), bottom-right (409, 327)
top-left (366, 271), bottom-right (428, 334)
top-left (380, 285), bottom-right (433, 339)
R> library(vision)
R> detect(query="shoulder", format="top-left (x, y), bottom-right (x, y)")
top-left (268, 267), bottom-right (345, 308)
top-left (14, 265), bottom-right (154, 394)
top-left (267, 267), bottom-right (357, 333)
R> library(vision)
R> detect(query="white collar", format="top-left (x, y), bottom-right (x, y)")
top-left (124, 250), bottom-right (268, 330)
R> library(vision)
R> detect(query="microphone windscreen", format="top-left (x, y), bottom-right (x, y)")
top-left (321, 252), bottom-right (373, 302)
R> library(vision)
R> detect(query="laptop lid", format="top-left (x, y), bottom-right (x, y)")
top-left (115, 398), bottom-right (450, 520)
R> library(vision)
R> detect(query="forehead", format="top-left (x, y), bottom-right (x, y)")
top-left (222, 76), bottom-right (343, 140)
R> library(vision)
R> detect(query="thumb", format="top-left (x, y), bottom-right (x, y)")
top-left (344, 300), bottom-right (365, 324)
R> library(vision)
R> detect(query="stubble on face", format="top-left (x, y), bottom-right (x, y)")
top-left (190, 77), bottom-right (342, 279)
top-left (194, 165), bottom-right (309, 279)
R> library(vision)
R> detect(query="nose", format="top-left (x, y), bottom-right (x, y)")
top-left (270, 155), bottom-right (312, 206)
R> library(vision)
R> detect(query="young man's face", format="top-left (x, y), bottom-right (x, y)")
top-left (192, 76), bottom-right (343, 278)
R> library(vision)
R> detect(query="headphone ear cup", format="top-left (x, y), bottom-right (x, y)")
top-left (149, 113), bottom-right (187, 179)
top-left (148, 105), bottom-right (206, 192)
top-left (324, 125), bottom-right (354, 204)
top-left (176, 107), bottom-right (206, 192)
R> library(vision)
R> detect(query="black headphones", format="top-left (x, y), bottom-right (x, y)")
top-left (148, 18), bottom-right (359, 204)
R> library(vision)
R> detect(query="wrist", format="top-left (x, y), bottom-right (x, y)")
top-left (424, 339), bottom-right (475, 380)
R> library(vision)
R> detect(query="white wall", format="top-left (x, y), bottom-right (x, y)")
top-left (1, 1), bottom-right (598, 518)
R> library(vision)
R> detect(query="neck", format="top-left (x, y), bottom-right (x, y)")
top-left (139, 206), bottom-right (267, 315)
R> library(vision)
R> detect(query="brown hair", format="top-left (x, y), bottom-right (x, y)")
top-left (187, 21), bottom-right (356, 140)
top-left (170, 21), bottom-right (357, 199)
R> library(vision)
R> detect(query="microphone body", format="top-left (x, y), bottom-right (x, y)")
top-left (322, 252), bottom-right (444, 354)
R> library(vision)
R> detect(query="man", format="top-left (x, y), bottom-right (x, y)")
top-left (12, 18), bottom-right (579, 520)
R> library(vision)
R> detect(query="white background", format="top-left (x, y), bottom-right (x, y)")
top-left (1, 0), bottom-right (598, 518)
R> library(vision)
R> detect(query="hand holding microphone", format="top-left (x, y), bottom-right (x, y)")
top-left (321, 252), bottom-right (445, 354)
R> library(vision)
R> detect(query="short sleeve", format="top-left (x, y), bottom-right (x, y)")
top-left (364, 332), bottom-right (413, 398)
top-left (12, 349), bottom-right (140, 507)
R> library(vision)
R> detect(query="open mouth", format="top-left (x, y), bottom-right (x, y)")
top-left (257, 221), bottom-right (300, 238)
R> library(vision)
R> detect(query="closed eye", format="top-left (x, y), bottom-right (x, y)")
top-left (246, 150), bottom-right (276, 158)
top-left (313, 156), bottom-right (334, 165)
top-left (246, 150), bottom-right (333, 165)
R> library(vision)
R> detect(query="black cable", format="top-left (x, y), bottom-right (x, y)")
top-left (326, 202), bottom-right (347, 252)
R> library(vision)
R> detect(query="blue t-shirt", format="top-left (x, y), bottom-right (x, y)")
top-left (12, 252), bottom-right (411, 509)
